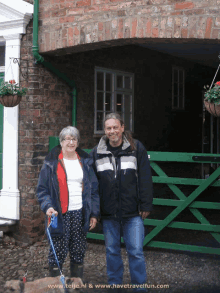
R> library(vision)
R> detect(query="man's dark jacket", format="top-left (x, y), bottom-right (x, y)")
top-left (89, 136), bottom-right (153, 219)
top-left (36, 145), bottom-right (100, 236)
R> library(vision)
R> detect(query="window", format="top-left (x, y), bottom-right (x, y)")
top-left (172, 66), bottom-right (185, 110)
top-left (95, 67), bottom-right (134, 133)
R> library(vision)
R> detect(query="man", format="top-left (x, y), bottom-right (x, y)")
top-left (90, 113), bottom-right (153, 293)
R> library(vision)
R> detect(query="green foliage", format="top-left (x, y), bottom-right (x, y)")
top-left (0, 81), bottom-right (28, 97)
top-left (204, 82), bottom-right (220, 104)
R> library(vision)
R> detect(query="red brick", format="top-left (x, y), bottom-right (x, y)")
top-left (20, 219), bottom-right (32, 227)
top-left (76, 0), bottom-right (91, 7)
top-left (68, 27), bottom-right (74, 46)
top-left (118, 18), bottom-right (123, 38)
top-left (99, 22), bottom-right (103, 31)
top-left (51, 0), bottom-right (65, 3)
top-left (20, 109), bottom-right (27, 116)
top-left (146, 19), bottom-right (152, 37)
top-left (52, 9), bottom-right (66, 17)
top-left (205, 18), bottom-right (213, 38)
top-left (138, 28), bottom-right (144, 38)
top-left (74, 26), bottom-right (80, 36)
top-left (85, 6), bottom-right (99, 13)
top-left (131, 18), bottom-right (137, 38)
top-left (59, 16), bottom-right (75, 23)
top-left (32, 110), bottom-right (40, 117)
top-left (185, 9), bottom-right (205, 15)
top-left (175, 2), bottom-right (194, 10)
top-left (62, 29), bottom-right (67, 38)
top-left (211, 28), bottom-right (219, 39)
top-left (181, 28), bottom-right (188, 38)
top-left (152, 28), bottom-right (159, 38)
top-left (171, 11), bottom-right (183, 15)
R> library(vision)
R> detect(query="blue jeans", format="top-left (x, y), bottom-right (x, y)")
top-left (102, 216), bottom-right (147, 292)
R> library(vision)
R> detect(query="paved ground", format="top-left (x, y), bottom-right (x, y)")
top-left (0, 235), bottom-right (220, 293)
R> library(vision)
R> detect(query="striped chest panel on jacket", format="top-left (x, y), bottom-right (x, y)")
top-left (120, 156), bottom-right (137, 170)
top-left (95, 155), bottom-right (137, 173)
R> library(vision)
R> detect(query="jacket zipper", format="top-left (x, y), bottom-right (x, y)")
top-left (110, 154), bottom-right (117, 178)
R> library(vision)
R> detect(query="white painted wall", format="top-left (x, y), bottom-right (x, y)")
top-left (0, 0), bottom-right (33, 220)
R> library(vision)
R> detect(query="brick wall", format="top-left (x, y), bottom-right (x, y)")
top-left (38, 0), bottom-right (220, 54)
top-left (14, 20), bottom-right (73, 245)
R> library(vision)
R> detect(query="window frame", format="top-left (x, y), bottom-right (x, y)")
top-left (172, 66), bottom-right (185, 110)
top-left (94, 67), bottom-right (134, 134)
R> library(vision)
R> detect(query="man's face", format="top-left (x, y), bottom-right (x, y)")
top-left (104, 118), bottom-right (124, 147)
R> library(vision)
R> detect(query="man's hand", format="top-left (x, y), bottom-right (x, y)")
top-left (139, 211), bottom-right (150, 220)
top-left (46, 207), bottom-right (58, 217)
top-left (89, 217), bottom-right (97, 231)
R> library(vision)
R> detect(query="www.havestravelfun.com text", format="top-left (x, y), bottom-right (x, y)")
top-left (48, 283), bottom-right (170, 289)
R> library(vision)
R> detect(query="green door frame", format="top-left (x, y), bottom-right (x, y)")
top-left (0, 73), bottom-right (4, 189)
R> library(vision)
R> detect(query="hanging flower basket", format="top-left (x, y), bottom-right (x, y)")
top-left (204, 100), bottom-right (220, 117)
top-left (0, 95), bottom-right (22, 107)
top-left (0, 80), bottom-right (27, 107)
top-left (204, 81), bottom-right (220, 117)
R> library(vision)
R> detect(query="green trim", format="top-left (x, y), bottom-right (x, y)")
top-left (153, 176), bottom-right (220, 187)
top-left (148, 151), bottom-right (220, 162)
top-left (86, 232), bottom-right (104, 241)
top-left (49, 136), bottom-right (60, 151)
top-left (72, 88), bottom-right (77, 127)
top-left (153, 199), bottom-right (220, 209)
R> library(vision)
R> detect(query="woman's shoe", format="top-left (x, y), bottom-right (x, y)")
top-left (70, 263), bottom-right (83, 279)
top-left (48, 265), bottom-right (61, 277)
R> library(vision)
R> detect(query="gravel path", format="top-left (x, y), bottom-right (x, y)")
top-left (0, 235), bottom-right (220, 293)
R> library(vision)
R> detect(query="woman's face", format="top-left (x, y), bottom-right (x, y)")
top-left (61, 135), bottom-right (78, 154)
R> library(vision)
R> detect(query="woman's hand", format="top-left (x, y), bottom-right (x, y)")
top-left (46, 207), bottom-right (58, 217)
top-left (89, 217), bottom-right (97, 231)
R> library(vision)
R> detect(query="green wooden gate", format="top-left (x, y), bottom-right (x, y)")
top-left (85, 150), bottom-right (220, 255)
top-left (0, 73), bottom-right (4, 190)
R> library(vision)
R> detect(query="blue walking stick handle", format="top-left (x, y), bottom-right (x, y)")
top-left (50, 213), bottom-right (58, 228)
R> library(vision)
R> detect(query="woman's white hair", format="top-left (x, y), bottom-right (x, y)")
top-left (59, 126), bottom-right (80, 144)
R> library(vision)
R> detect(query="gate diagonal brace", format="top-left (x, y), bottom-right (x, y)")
top-left (144, 162), bottom-right (220, 247)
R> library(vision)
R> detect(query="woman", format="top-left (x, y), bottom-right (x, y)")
top-left (36, 126), bottom-right (100, 279)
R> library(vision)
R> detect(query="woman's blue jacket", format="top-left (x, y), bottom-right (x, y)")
top-left (36, 145), bottom-right (100, 236)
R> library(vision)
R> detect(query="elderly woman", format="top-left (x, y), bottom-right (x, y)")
top-left (36, 126), bottom-right (99, 279)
